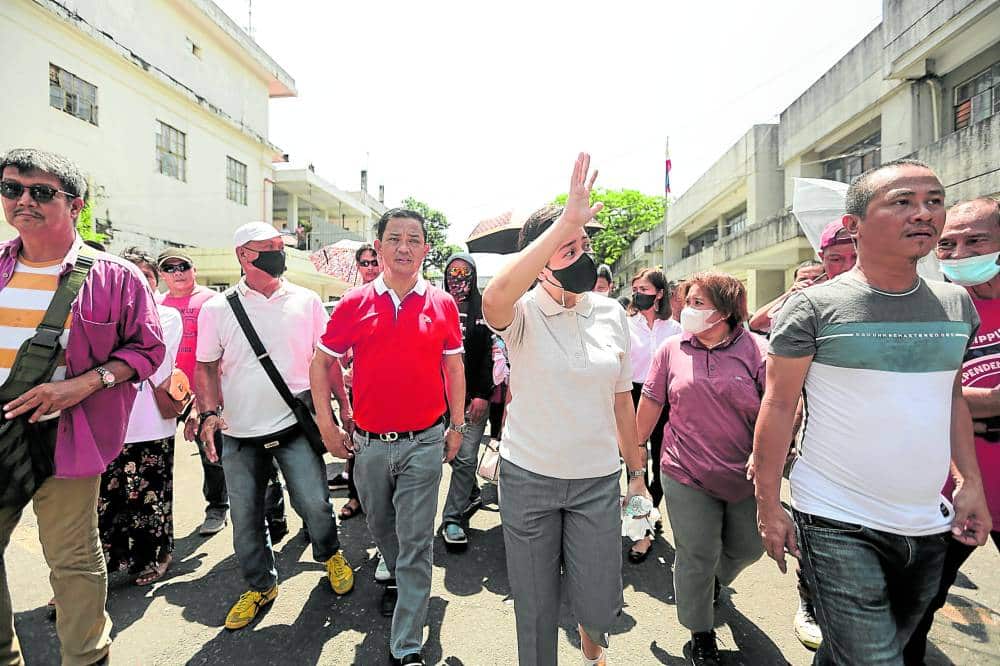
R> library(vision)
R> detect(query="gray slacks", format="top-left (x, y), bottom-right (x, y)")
top-left (353, 424), bottom-right (444, 660)
top-left (500, 459), bottom-right (623, 666)
top-left (662, 473), bottom-right (763, 633)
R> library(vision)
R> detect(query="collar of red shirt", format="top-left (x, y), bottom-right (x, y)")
top-left (373, 273), bottom-right (426, 302)
top-left (536, 286), bottom-right (595, 318)
top-left (681, 325), bottom-right (745, 350)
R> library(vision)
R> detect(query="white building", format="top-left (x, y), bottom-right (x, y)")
top-left (0, 0), bottom-right (295, 253)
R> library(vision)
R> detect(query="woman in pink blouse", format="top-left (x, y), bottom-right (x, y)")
top-left (635, 271), bottom-right (767, 665)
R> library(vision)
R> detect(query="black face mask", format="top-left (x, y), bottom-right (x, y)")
top-left (632, 293), bottom-right (656, 311)
top-left (548, 252), bottom-right (598, 295)
top-left (251, 249), bottom-right (286, 277)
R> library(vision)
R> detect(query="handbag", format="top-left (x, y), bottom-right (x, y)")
top-left (148, 367), bottom-right (192, 420)
top-left (225, 291), bottom-right (327, 458)
top-left (0, 246), bottom-right (96, 507)
top-left (477, 438), bottom-right (501, 483)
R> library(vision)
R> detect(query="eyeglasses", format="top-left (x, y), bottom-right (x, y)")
top-left (447, 264), bottom-right (472, 278)
top-left (358, 259), bottom-right (379, 268)
top-left (0, 180), bottom-right (77, 204)
top-left (161, 262), bottom-right (192, 274)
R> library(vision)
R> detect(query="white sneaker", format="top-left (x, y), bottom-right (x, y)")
top-left (794, 600), bottom-right (823, 650)
top-left (374, 551), bottom-right (392, 583)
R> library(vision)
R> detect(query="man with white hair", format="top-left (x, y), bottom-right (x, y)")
top-left (195, 223), bottom-right (354, 631)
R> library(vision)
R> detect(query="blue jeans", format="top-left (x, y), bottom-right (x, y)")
top-left (441, 411), bottom-right (488, 526)
top-left (794, 510), bottom-right (949, 665)
top-left (353, 424), bottom-right (444, 660)
top-left (221, 430), bottom-right (340, 591)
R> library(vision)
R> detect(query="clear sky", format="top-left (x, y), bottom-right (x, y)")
top-left (216, 0), bottom-right (882, 244)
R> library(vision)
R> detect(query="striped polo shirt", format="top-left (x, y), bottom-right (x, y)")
top-left (0, 256), bottom-right (72, 392)
top-left (770, 273), bottom-right (979, 536)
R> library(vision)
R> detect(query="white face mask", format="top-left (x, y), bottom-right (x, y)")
top-left (680, 306), bottom-right (719, 335)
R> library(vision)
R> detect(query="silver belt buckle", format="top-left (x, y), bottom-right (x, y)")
top-left (379, 432), bottom-right (399, 442)
top-left (263, 440), bottom-right (280, 449)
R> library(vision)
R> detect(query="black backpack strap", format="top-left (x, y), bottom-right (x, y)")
top-left (225, 290), bottom-right (299, 411)
top-left (3, 244), bottom-right (96, 391)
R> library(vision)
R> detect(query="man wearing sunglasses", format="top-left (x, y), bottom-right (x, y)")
top-left (0, 148), bottom-right (165, 666)
top-left (439, 253), bottom-right (495, 550)
top-left (157, 249), bottom-right (231, 537)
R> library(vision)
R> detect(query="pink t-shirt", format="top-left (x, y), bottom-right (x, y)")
top-left (948, 296), bottom-right (1000, 528)
top-left (643, 327), bottom-right (767, 502)
top-left (159, 285), bottom-right (216, 384)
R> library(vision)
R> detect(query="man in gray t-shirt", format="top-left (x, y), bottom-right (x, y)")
top-left (753, 159), bottom-right (992, 665)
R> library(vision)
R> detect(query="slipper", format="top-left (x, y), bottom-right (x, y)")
top-left (46, 598), bottom-right (56, 621)
top-left (339, 500), bottom-right (362, 520)
top-left (135, 555), bottom-right (172, 586)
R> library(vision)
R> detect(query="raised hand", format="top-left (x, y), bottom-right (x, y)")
top-left (562, 152), bottom-right (604, 228)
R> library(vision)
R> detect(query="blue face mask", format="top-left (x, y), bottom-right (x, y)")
top-left (939, 251), bottom-right (1000, 286)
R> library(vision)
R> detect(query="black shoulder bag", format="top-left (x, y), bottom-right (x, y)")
top-left (0, 247), bottom-right (96, 507)
top-left (225, 290), bottom-right (327, 458)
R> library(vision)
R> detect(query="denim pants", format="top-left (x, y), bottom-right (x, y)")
top-left (903, 530), bottom-right (1000, 665)
top-left (441, 411), bottom-right (488, 526)
top-left (662, 474), bottom-right (763, 633)
top-left (221, 430), bottom-right (340, 592)
top-left (500, 460), bottom-right (623, 666)
top-left (197, 442), bottom-right (228, 516)
top-left (794, 509), bottom-right (949, 665)
top-left (353, 424), bottom-right (444, 660)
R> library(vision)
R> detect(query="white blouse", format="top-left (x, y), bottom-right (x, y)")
top-left (628, 314), bottom-right (682, 383)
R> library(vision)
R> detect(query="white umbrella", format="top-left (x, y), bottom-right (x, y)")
top-left (792, 177), bottom-right (941, 282)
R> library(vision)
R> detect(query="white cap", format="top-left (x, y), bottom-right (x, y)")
top-left (233, 222), bottom-right (281, 248)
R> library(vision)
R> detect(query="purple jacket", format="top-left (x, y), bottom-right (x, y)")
top-left (0, 237), bottom-right (165, 478)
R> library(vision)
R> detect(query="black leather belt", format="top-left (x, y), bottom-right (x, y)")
top-left (354, 418), bottom-right (443, 442)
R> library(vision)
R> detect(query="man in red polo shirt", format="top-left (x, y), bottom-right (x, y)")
top-left (310, 208), bottom-right (466, 666)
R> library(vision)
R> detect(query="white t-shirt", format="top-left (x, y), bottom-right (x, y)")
top-left (196, 279), bottom-right (327, 438)
top-left (628, 314), bottom-right (682, 383)
top-left (489, 287), bottom-right (632, 479)
top-left (125, 305), bottom-right (183, 443)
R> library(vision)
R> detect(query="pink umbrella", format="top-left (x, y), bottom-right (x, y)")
top-left (310, 242), bottom-right (363, 288)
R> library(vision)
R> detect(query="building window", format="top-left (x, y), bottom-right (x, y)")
top-left (156, 121), bottom-right (186, 181)
top-left (724, 207), bottom-right (748, 237)
top-left (227, 157), bottom-right (247, 205)
top-left (954, 62), bottom-right (1000, 131)
top-left (823, 131), bottom-right (881, 184)
top-left (49, 64), bottom-right (98, 125)
top-left (681, 227), bottom-right (718, 258)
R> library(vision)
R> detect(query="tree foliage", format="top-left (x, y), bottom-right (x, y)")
top-left (553, 188), bottom-right (665, 266)
top-left (75, 200), bottom-right (104, 243)
top-left (400, 196), bottom-right (457, 273)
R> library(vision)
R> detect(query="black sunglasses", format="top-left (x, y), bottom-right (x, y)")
top-left (161, 262), bottom-right (192, 273)
top-left (0, 180), bottom-right (78, 204)
top-left (358, 259), bottom-right (379, 268)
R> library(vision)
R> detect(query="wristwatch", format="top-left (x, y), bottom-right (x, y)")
top-left (448, 422), bottom-right (470, 435)
top-left (627, 469), bottom-right (644, 480)
top-left (94, 366), bottom-right (116, 389)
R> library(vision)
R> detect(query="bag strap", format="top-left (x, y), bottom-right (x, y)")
top-left (225, 290), bottom-right (299, 412)
top-left (18, 244), bottom-right (96, 369)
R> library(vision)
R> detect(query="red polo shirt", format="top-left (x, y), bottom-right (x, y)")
top-left (318, 275), bottom-right (463, 433)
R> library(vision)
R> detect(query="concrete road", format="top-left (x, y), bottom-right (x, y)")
top-left (6, 436), bottom-right (999, 665)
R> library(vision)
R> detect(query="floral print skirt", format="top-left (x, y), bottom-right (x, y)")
top-left (98, 436), bottom-right (174, 574)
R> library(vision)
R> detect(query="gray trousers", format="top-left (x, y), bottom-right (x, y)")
top-left (441, 412), bottom-right (488, 525)
top-left (353, 424), bottom-right (444, 660)
top-left (662, 473), bottom-right (764, 633)
top-left (500, 460), bottom-right (623, 666)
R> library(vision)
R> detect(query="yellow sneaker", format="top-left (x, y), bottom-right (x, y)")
top-left (225, 585), bottom-right (278, 630)
top-left (327, 550), bottom-right (354, 595)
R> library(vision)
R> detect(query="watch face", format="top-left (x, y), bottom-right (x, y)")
top-left (105, 372), bottom-right (116, 384)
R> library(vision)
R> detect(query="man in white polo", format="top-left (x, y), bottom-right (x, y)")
top-left (195, 222), bottom-right (354, 631)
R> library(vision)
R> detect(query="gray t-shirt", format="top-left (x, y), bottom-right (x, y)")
top-left (769, 273), bottom-right (979, 535)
